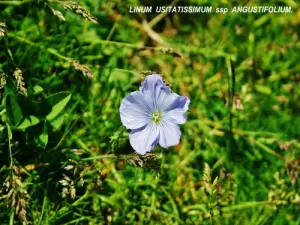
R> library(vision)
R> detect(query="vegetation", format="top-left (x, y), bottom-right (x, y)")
top-left (0, 0), bottom-right (299, 224)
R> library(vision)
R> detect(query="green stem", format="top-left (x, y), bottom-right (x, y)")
top-left (0, 0), bottom-right (31, 5)
top-left (6, 33), bottom-right (138, 75)
top-left (0, 109), bottom-right (6, 116)
top-left (226, 57), bottom-right (236, 163)
top-left (148, 0), bottom-right (179, 27)
top-left (0, 194), bottom-right (8, 200)
top-left (222, 199), bottom-right (298, 212)
top-left (6, 123), bottom-right (13, 166)
top-left (80, 154), bottom-right (130, 161)
top-left (92, 39), bottom-right (169, 51)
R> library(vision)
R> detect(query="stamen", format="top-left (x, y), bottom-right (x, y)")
top-left (151, 111), bottom-right (162, 124)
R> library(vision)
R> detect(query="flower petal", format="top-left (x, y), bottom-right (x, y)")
top-left (140, 74), bottom-right (166, 93)
top-left (165, 95), bottom-right (190, 112)
top-left (140, 74), bottom-right (171, 110)
top-left (158, 91), bottom-right (190, 118)
top-left (161, 96), bottom-right (190, 124)
top-left (129, 123), bottom-right (159, 155)
top-left (159, 122), bottom-right (181, 148)
top-left (120, 91), bottom-right (151, 129)
top-left (163, 108), bottom-right (187, 124)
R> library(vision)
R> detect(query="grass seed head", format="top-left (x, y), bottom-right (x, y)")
top-left (13, 68), bottom-right (27, 95)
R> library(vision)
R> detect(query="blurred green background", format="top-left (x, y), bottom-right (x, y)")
top-left (0, 0), bottom-right (299, 224)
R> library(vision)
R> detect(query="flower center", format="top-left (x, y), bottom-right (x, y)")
top-left (151, 111), bottom-right (162, 124)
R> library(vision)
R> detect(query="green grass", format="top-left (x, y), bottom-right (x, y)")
top-left (0, 0), bottom-right (299, 224)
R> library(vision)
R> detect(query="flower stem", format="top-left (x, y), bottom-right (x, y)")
top-left (0, 0), bottom-right (32, 5)
top-left (6, 123), bottom-right (13, 166)
top-left (226, 57), bottom-right (236, 164)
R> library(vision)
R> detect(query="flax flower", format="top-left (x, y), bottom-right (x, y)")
top-left (120, 74), bottom-right (190, 155)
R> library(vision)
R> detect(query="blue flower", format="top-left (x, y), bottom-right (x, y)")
top-left (120, 74), bottom-right (190, 155)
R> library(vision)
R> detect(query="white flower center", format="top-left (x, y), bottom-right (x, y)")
top-left (151, 111), bottom-right (162, 124)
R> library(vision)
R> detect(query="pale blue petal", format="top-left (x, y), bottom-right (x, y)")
top-left (140, 74), bottom-right (171, 110)
top-left (158, 92), bottom-right (190, 116)
top-left (129, 123), bottom-right (159, 155)
top-left (120, 91), bottom-right (151, 129)
top-left (163, 108), bottom-right (187, 124)
top-left (182, 98), bottom-right (190, 112)
top-left (140, 74), bottom-right (167, 93)
top-left (159, 93), bottom-right (177, 112)
top-left (164, 95), bottom-right (190, 112)
top-left (159, 122), bottom-right (181, 148)
top-left (161, 96), bottom-right (190, 124)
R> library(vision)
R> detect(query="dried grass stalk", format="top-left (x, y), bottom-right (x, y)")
top-left (3, 166), bottom-right (29, 224)
top-left (51, 8), bottom-right (66, 21)
top-left (68, 59), bottom-right (93, 79)
top-left (54, 0), bottom-right (98, 24)
top-left (13, 68), bottom-right (27, 95)
top-left (0, 22), bottom-right (6, 37)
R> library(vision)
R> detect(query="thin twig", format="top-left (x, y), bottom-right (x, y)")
top-left (148, 0), bottom-right (180, 28)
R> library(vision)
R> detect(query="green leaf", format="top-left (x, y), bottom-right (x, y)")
top-left (255, 85), bottom-right (272, 95)
top-left (6, 94), bottom-right (23, 126)
top-left (49, 113), bottom-right (65, 130)
top-left (7, 122), bottom-right (12, 140)
top-left (18, 115), bottom-right (40, 129)
top-left (34, 122), bottom-right (48, 149)
top-left (33, 85), bottom-right (44, 95)
top-left (45, 92), bottom-right (72, 121)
